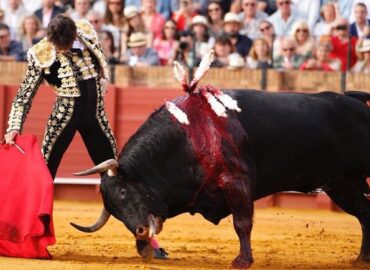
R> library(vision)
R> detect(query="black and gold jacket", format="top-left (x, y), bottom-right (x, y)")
top-left (7, 20), bottom-right (109, 133)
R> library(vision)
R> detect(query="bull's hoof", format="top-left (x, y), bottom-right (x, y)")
top-left (140, 245), bottom-right (154, 261)
top-left (355, 253), bottom-right (370, 264)
top-left (231, 255), bottom-right (253, 269)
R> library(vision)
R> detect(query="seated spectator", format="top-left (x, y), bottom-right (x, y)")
top-left (268, 0), bottom-right (298, 37)
top-left (350, 2), bottom-right (370, 38)
top-left (300, 43), bottom-right (341, 71)
top-left (206, 0), bottom-right (224, 38)
top-left (223, 12), bottom-right (252, 57)
top-left (313, 2), bottom-right (338, 38)
top-left (291, 21), bottom-right (314, 58)
top-left (349, 0), bottom-right (370, 23)
top-left (172, 0), bottom-right (197, 31)
top-left (0, 23), bottom-right (24, 61)
top-left (227, 52), bottom-right (246, 70)
top-left (104, 0), bottom-right (126, 50)
top-left (211, 34), bottom-right (234, 68)
top-left (122, 5), bottom-right (149, 60)
top-left (34, 0), bottom-right (65, 29)
top-left (273, 37), bottom-right (305, 70)
top-left (124, 32), bottom-right (160, 66)
top-left (68, 0), bottom-right (91, 21)
top-left (246, 37), bottom-right (271, 69)
top-left (352, 38), bottom-right (370, 73)
top-left (141, 0), bottom-right (165, 40)
top-left (173, 30), bottom-right (199, 68)
top-left (191, 15), bottom-right (214, 59)
top-left (258, 19), bottom-right (281, 58)
top-left (4, 0), bottom-right (30, 40)
top-left (153, 19), bottom-right (179, 65)
top-left (239, 0), bottom-right (268, 40)
top-left (86, 10), bottom-right (107, 34)
top-left (330, 18), bottom-right (358, 72)
top-left (19, 15), bottom-right (44, 52)
top-left (101, 30), bottom-right (119, 64)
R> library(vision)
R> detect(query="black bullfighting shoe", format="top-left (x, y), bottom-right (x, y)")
top-left (154, 247), bottom-right (169, 259)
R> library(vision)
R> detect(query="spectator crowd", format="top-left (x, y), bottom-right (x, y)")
top-left (1, 0), bottom-right (370, 73)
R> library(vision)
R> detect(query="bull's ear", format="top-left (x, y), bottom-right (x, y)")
top-left (73, 159), bottom-right (118, 176)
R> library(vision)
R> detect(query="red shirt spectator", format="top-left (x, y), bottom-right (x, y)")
top-left (172, 0), bottom-right (197, 31)
top-left (329, 19), bottom-right (358, 71)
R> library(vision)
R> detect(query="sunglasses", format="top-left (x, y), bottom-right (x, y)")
top-left (165, 26), bottom-right (176, 30)
top-left (296, 28), bottom-right (308, 33)
top-left (283, 47), bottom-right (295, 52)
top-left (260, 25), bottom-right (271, 32)
top-left (278, 1), bottom-right (291, 6)
top-left (0, 34), bottom-right (9, 39)
top-left (244, 2), bottom-right (256, 7)
top-left (208, 7), bottom-right (221, 12)
top-left (89, 20), bottom-right (99, 24)
top-left (335, 24), bottom-right (348, 30)
top-left (109, 1), bottom-right (122, 5)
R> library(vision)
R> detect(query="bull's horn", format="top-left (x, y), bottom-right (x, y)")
top-left (73, 159), bottom-right (118, 176)
top-left (149, 215), bottom-right (156, 238)
top-left (70, 208), bottom-right (111, 232)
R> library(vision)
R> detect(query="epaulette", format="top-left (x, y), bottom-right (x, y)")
top-left (76, 19), bottom-right (98, 41)
top-left (28, 37), bottom-right (56, 68)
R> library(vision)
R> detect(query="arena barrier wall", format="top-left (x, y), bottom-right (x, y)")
top-left (1, 63), bottom-right (370, 209)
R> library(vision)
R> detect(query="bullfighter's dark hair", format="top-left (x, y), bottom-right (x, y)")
top-left (47, 15), bottom-right (77, 49)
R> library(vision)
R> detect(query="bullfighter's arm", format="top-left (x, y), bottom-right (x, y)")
top-left (6, 54), bottom-right (44, 133)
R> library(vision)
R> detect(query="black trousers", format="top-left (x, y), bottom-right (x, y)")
top-left (46, 79), bottom-right (116, 179)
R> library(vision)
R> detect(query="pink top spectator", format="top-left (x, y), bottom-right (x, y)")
top-left (153, 37), bottom-right (176, 65)
top-left (150, 13), bottom-right (165, 39)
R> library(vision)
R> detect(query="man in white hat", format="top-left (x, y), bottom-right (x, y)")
top-left (124, 32), bottom-right (160, 66)
top-left (222, 12), bottom-right (252, 57)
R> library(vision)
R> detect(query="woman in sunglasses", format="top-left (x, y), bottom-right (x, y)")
top-left (206, 0), bottom-right (224, 38)
top-left (291, 21), bottom-right (314, 58)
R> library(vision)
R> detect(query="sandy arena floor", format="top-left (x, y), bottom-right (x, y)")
top-left (0, 200), bottom-right (368, 270)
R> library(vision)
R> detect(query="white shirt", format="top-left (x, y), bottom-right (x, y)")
top-left (268, 10), bottom-right (299, 37)
top-left (239, 10), bottom-right (268, 39)
top-left (291, 0), bottom-right (320, 30)
top-left (4, 5), bottom-right (30, 40)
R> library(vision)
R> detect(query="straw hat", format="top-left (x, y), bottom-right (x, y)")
top-left (358, 39), bottom-right (370, 53)
top-left (223, 12), bottom-right (242, 26)
top-left (227, 53), bottom-right (245, 70)
top-left (191, 15), bottom-right (208, 27)
top-left (128, 32), bottom-right (147, 47)
top-left (124, 5), bottom-right (140, 19)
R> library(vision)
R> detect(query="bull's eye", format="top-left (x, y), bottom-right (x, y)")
top-left (120, 188), bottom-right (127, 199)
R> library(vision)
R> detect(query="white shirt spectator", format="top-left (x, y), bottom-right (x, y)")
top-left (4, 2), bottom-right (30, 40)
top-left (350, 0), bottom-right (370, 23)
top-left (291, 0), bottom-right (320, 30)
top-left (239, 10), bottom-right (268, 39)
top-left (0, 0), bottom-right (42, 13)
top-left (268, 10), bottom-right (299, 37)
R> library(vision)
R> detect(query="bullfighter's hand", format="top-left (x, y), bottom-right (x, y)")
top-left (4, 130), bottom-right (19, 145)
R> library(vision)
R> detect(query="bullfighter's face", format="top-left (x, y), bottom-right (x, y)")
top-left (100, 174), bottom-right (163, 258)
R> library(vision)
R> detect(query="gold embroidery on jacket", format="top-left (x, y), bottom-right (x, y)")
top-left (7, 55), bottom-right (43, 132)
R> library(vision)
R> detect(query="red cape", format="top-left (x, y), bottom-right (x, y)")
top-left (0, 135), bottom-right (55, 258)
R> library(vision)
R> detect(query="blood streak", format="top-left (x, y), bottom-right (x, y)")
top-left (172, 87), bottom-right (248, 192)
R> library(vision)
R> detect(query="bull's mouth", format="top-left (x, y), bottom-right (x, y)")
top-left (135, 214), bottom-right (163, 258)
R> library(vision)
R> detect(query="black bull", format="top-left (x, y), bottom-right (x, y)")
top-left (71, 90), bottom-right (370, 269)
